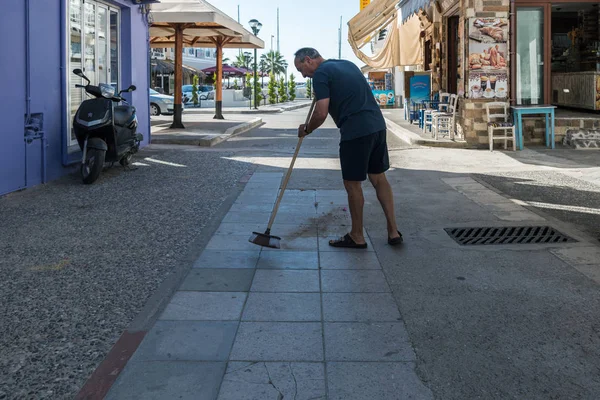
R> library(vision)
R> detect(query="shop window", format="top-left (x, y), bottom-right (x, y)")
top-left (516, 7), bottom-right (544, 105)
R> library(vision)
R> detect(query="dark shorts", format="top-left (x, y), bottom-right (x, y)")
top-left (339, 129), bottom-right (389, 181)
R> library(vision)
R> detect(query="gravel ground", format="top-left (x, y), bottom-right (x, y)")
top-left (0, 146), bottom-right (252, 399)
top-left (475, 169), bottom-right (600, 240)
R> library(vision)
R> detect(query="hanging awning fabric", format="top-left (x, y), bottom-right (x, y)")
top-left (348, 12), bottom-right (423, 69)
top-left (399, 0), bottom-right (434, 23)
top-left (347, 0), bottom-right (400, 50)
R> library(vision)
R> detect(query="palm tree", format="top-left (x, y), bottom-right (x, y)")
top-left (260, 50), bottom-right (286, 77)
top-left (259, 58), bottom-right (269, 86)
top-left (233, 52), bottom-right (253, 70)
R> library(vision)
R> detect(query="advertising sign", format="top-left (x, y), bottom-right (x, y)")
top-left (373, 90), bottom-right (395, 106)
top-left (468, 72), bottom-right (508, 99)
top-left (409, 75), bottom-right (431, 103)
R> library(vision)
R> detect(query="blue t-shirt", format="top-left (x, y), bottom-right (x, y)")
top-left (312, 59), bottom-right (386, 141)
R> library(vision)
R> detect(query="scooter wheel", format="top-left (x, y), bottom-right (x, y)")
top-left (119, 152), bottom-right (133, 166)
top-left (81, 148), bottom-right (105, 184)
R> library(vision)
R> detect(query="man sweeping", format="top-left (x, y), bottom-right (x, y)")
top-left (293, 47), bottom-right (403, 248)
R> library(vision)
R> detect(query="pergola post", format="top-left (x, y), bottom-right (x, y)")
top-left (170, 23), bottom-right (185, 129)
top-left (211, 36), bottom-right (232, 120)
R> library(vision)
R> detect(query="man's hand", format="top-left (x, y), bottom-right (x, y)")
top-left (298, 124), bottom-right (310, 138)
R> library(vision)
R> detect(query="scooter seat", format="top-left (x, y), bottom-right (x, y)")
top-left (114, 105), bottom-right (136, 127)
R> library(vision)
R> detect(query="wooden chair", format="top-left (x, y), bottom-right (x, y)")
top-left (423, 92), bottom-right (450, 134)
top-left (432, 94), bottom-right (458, 140)
top-left (486, 102), bottom-right (516, 151)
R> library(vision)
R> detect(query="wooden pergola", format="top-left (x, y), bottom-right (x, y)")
top-left (149, 0), bottom-right (264, 127)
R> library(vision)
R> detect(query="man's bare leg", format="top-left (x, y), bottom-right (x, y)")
top-left (368, 172), bottom-right (400, 239)
top-left (343, 180), bottom-right (366, 244)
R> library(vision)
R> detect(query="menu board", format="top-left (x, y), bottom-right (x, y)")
top-left (467, 18), bottom-right (509, 100)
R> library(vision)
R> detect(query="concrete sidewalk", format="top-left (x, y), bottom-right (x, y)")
top-left (94, 158), bottom-right (600, 398)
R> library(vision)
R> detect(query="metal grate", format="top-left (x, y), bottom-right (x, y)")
top-left (444, 226), bottom-right (577, 246)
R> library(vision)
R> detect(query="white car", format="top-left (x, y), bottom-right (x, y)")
top-left (149, 89), bottom-right (185, 116)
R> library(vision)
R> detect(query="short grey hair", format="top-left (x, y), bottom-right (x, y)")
top-left (294, 48), bottom-right (321, 61)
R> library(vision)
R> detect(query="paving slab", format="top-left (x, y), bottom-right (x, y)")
top-left (256, 251), bottom-right (319, 269)
top-left (105, 361), bottom-right (226, 400)
top-left (193, 250), bottom-right (260, 269)
top-left (229, 322), bottom-right (323, 361)
top-left (250, 270), bottom-right (320, 292)
top-left (129, 321), bottom-right (238, 362)
top-left (217, 362), bottom-right (326, 400)
top-left (159, 292), bottom-right (247, 321)
top-left (179, 269), bottom-right (255, 291)
top-left (242, 293), bottom-right (322, 321)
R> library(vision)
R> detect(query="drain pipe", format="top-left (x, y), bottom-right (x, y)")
top-left (60, 0), bottom-right (70, 167)
top-left (24, 0), bottom-right (47, 184)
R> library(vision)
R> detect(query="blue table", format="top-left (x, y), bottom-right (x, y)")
top-left (511, 105), bottom-right (557, 150)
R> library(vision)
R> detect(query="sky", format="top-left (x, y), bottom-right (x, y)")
top-left (213, 0), bottom-right (367, 81)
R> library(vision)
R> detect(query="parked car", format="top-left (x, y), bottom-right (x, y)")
top-left (149, 88), bottom-right (184, 116)
top-left (149, 88), bottom-right (172, 116)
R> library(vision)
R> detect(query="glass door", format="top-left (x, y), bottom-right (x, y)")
top-left (67, 0), bottom-right (119, 146)
top-left (110, 9), bottom-right (119, 91)
top-left (97, 5), bottom-right (109, 86)
top-left (516, 7), bottom-right (545, 105)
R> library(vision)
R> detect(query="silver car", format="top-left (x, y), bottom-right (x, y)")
top-left (149, 89), bottom-right (185, 116)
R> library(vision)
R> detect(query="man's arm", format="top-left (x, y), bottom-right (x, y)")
top-left (299, 98), bottom-right (329, 137)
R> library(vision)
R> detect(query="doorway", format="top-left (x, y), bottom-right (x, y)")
top-left (447, 16), bottom-right (460, 94)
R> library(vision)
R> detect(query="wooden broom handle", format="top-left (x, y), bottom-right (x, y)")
top-left (266, 98), bottom-right (317, 230)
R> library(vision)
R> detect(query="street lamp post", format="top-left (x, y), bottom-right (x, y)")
top-left (248, 19), bottom-right (262, 110)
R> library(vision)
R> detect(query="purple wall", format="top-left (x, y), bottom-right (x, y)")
top-left (0, 0), bottom-right (150, 196)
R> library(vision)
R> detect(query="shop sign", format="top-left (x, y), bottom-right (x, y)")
top-left (360, 0), bottom-right (370, 10)
top-left (373, 90), bottom-right (395, 106)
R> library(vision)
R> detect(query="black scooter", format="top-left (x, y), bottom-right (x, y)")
top-left (72, 69), bottom-right (143, 184)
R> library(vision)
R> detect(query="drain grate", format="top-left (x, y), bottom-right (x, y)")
top-left (444, 226), bottom-right (577, 246)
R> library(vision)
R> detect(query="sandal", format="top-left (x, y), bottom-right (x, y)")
top-left (329, 233), bottom-right (367, 249)
top-left (388, 231), bottom-right (403, 246)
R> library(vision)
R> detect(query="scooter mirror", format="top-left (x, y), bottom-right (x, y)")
top-left (128, 85), bottom-right (137, 92)
top-left (73, 69), bottom-right (90, 84)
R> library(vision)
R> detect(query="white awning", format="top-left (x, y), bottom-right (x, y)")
top-left (347, 0), bottom-right (400, 50)
top-left (348, 12), bottom-right (423, 69)
top-left (148, 0), bottom-right (264, 49)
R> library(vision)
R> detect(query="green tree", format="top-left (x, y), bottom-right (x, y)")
top-left (233, 78), bottom-right (239, 90)
top-left (253, 72), bottom-right (263, 106)
top-left (233, 52), bottom-right (253, 69)
top-left (259, 58), bottom-right (269, 87)
top-left (192, 75), bottom-right (199, 106)
top-left (278, 76), bottom-right (288, 103)
top-left (260, 51), bottom-right (286, 76)
top-left (288, 73), bottom-right (296, 101)
top-left (268, 73), bottom-right (277, 105)
top-left (306, 78), bottom-right (312, 99)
